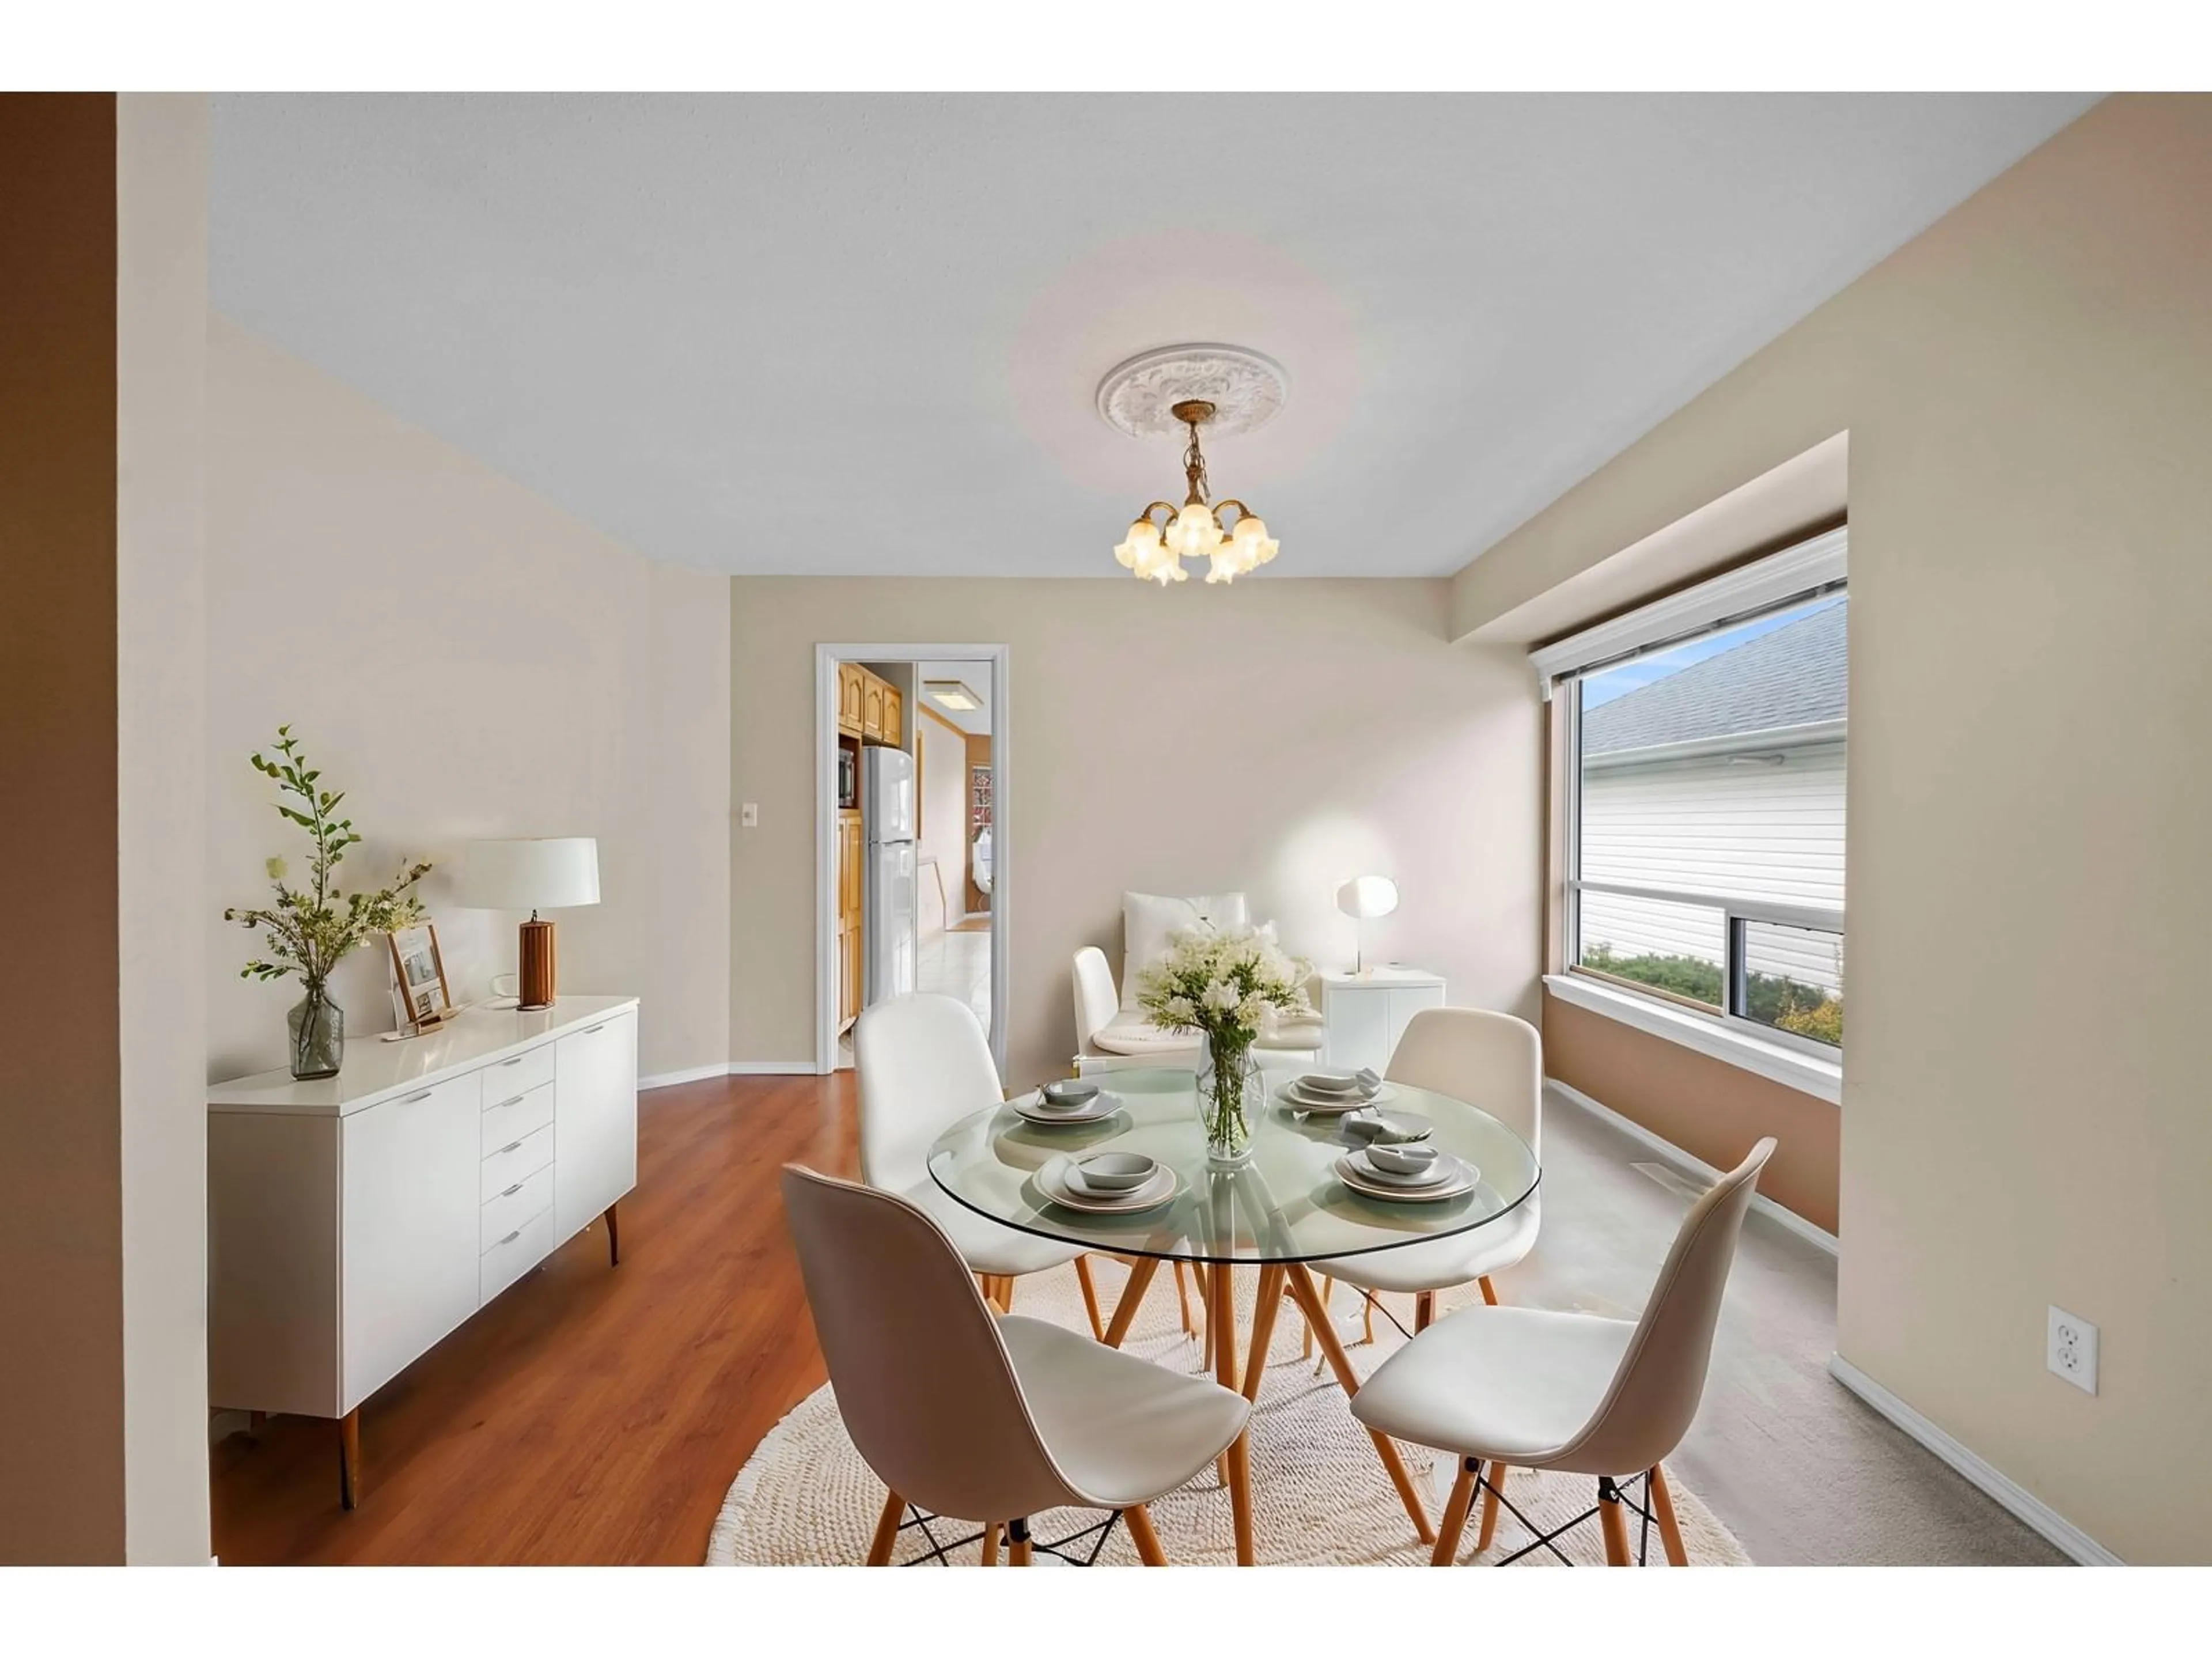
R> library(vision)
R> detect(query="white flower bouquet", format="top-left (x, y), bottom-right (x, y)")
top-left (1135, 923), bottom-right (1312, 1164)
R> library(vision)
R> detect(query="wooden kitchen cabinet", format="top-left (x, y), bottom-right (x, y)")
top-left (837, 662), bottom-right (863, 736)
top-left (882, 687), bottom-right (903, 748)
top-left (861, 678), bottom-right (885, 741)
top-left (836, 808), bottom-right (864, 1032)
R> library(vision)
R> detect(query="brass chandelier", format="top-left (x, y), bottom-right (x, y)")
top-left (1112, 399), bottom-right (1278, 585)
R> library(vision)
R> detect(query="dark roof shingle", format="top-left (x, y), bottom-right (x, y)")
top-left (1583, 599), bottom-right (1846, 756)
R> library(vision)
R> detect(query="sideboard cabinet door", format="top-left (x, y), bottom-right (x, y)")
top-left (555, 1010), bottom-right (639, 1243)
top-left (341, 1071), bottom-right (483, 1411)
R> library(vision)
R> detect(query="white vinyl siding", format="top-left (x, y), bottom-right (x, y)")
top-left (1578, 738), bottom-right (1846, 993)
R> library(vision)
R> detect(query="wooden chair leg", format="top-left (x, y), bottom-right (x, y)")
top-left (980, 1521), bottom-right (1001, 1565)
top-left (1073, 1257), bottom-right (1104, 1338)
top-left (1479, 1274), bottom-right (1500, 1306)
top-left (1362, 1289), bottom-right (1376, 1343)
top-left (1300, 1278), bottom-right (1315, 1361)
top-left (1285, 1263), bottom-right (1434, 1545)
top-left (1173, 1259), bottom-right (1197, 1338)
top-left (1124, 1503), bottom-right (1169, 1565)
top-left (1649, 1465), bottom-right (1689, 1566)
top-left (1414, 1290), bottom-right (1435, 1332)
top-left (1101, 1256), bottom-right (1160, 1348)
top-left (1431, 1459), bottom-right (1476, 1565)
top-left (1000, 1274), bottom-right (1016, 1312)
top-left (1475, 1466), bottom-right (1507, 1552)
top-left (1597, 1479), bottom-right (1631, 1566)
top-left (866, 1487), bottom-right (905, 1565)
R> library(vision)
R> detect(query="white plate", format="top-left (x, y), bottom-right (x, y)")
top-left (1345, 1147), bottom-right (1450, 1188)
top-left (1043, 1162), bottom-right (1180, 1214)
top-left (1279, 1081), bottom-right (1393, 1113)
top-left (1011, 1090), bottom-right (1124, 1126)
top-left (1334, 1152), bottom-right (1478, 1204)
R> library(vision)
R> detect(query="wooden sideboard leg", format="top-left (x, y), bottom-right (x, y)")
top-left (338, 1409), bottom-right (362, 1510)
top-left (604, 1201), bottom-right (621, 1267)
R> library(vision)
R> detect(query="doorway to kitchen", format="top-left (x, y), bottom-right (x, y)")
top-left (815, 644), bottom-right (1007, 1077)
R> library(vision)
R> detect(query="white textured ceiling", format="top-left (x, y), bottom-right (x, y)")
top-left (210, 93), bottom-right (2098, 578)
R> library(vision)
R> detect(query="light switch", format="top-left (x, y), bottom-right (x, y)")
top-left (740, 802), bottom-right (759, 827)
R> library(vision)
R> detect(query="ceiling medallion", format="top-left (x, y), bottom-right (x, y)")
top-left (1099, 346), bottom-right (1286, 586)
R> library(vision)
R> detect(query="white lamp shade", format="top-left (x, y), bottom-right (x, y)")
top-left (462, 837), bottom-right (601, 911)
top-left (1336, 875), bottom-right (1400, 921)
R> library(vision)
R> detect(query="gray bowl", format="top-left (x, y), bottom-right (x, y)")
top-left (1366, 1142), bottom-right (1440, 1176)
top-left (1040, 1078), bottom-right (1101, 1109)
top-left (1076, 1152), bottom-right (1158, 1192)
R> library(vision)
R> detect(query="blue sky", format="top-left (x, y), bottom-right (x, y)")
top-left (1581, 594), bottom-right (1845, 709)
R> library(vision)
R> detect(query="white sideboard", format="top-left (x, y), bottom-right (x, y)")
top-left (208, 995), bottom-right (638, 1507)
top-left (1309, 967), bottom-right (1445, 1074)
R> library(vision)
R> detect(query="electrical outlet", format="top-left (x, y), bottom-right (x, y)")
top-left (2047, 1305), bottom-right (2099, 1395)
top-left (740, 802), bottom-right (759, 827)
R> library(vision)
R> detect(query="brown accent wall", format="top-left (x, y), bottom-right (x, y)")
top-left (1544, 993), bottom-right (1839, 1234)
top-left (0, 92), bottom-right (127, 1563)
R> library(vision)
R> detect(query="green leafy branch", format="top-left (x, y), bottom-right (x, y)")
top-left (222, 725), bottom-right (431, 993)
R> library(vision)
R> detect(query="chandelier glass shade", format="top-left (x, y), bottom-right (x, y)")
top-left (1111, 399), bottom-right (1278, 585)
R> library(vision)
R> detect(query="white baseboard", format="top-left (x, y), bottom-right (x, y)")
top-left (1827, 1354), bottom-right (2122, 1565)
top-left (638, 1062), bottom-right (732, 1091)
top-left (1545, 1077), bottom-right (1839, 1256)
top-left (725, 1060), bottom-right (817, 1075)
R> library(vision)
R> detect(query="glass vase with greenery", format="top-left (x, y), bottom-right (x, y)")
top-left (222, 726), bottom-right (431, 1080)
top-left (1136, 923), bottom-right (1313, 1166)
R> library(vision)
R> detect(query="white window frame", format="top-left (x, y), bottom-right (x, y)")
top-left (1543, 528), bottom-right (1847, 1101)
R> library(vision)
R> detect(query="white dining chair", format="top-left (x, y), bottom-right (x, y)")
top-left (1350, 1138), bottom-right (1777, 1566)
top-left (1304, 1006), bottom-right (1542, 1331)
top-left (857, 993), bottom-right (1100, 1325)
top-left (782, 1165), bottom-right (1251, 1564)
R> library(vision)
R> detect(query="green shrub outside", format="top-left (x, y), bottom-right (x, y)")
top-left (1579, 944), bottom-right (1843, 1047)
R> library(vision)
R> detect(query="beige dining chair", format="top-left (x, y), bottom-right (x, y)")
top-left (782, 1165), bottom-right (1251, 1564)
top-left (1350, 1137), bottom-right (1776, 1566)
top-left (857, 993), bottom-right (1102, 1324)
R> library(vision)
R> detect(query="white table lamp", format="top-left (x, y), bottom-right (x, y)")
top-left (463, 838), bottom-right (600, 1010)
top-left (1335, 875), bottom-right (1399, 975)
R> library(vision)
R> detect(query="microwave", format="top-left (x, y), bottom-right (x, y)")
top-left (837, 746), bottom-right (858, 809)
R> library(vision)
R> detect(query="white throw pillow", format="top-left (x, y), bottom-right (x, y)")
top-left (1120, 891), bottom-right (1250, 1011)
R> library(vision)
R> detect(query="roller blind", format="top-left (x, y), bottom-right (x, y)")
top-left (1529, 525), bottom-right (1847, 699)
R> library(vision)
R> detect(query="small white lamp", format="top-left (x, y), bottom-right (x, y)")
top-left (463, 838), bottom-right (600, 1010)
top-left (1335, 875), bottom-right (1399, 976)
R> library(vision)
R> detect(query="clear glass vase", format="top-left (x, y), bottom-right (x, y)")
top-left (288, 987), bottom-right (345, 1080)
top-left (1198, 1032), bottom-right (1260, 1168)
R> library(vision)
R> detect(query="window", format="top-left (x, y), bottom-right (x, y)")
top-left (1556, 546), bottom-right (1846, 1059)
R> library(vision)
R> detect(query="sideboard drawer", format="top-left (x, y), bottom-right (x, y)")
top-left (481, 1164), bottom-right (554, 1253)
top-left (479, 1122), bottom-right (555, 1201)
top-left (482, 1080), bottom-right (555, 1156)
top-left (482, 1040), bottom-right (556, 1101)
top-left (480, 1205), bottom-right (555, 1305)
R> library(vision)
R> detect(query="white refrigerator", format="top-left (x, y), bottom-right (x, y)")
top-left (862, 745), bottom-right (917, 1005)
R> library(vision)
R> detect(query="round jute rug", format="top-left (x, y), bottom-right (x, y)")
top-left (707, 1257), bottom-right (1751, 1567)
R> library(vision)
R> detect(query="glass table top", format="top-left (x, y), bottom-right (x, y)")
top-left (926, 1066), bottom-right (1540, 1266)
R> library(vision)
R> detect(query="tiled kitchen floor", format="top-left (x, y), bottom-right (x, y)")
top-left (915, 923), bottom-right (991, 1036)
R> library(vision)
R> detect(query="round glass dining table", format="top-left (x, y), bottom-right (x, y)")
top-left (927, 1065), bottom-right (1541, 1565)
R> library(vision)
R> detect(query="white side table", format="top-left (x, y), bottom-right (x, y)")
top-left (1308, 967), bottom-right (1445, 1074)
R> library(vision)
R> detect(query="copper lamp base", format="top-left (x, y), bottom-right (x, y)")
top-left (517, 917), bottom-right (558, 1010)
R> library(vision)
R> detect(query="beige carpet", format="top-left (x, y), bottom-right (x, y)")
top-left (708, 1256), bottom-right (1750, 1567)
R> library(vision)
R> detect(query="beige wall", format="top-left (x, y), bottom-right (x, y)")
top-left (206, 319), bottom-right (731, 1084)
top-left (1455, 94), bottom-right (2211, 1563)
top-left (730, 578), bottom-right (1543, 1088)
top-left (116, 92), bottom-right (213, 1566)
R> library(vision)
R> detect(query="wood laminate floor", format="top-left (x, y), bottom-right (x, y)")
top-left (211, 1073), bottom-right (2060, 1566)
top-left (210, 1074), bottom-right (857, 1565)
